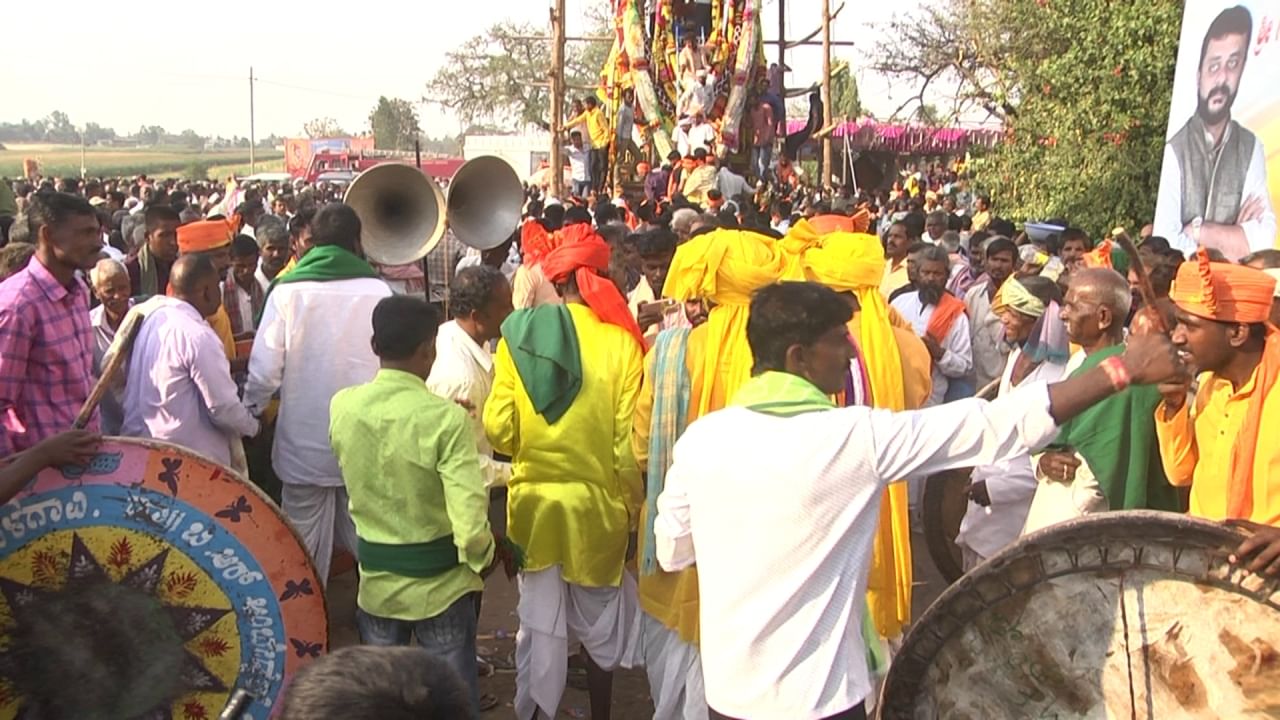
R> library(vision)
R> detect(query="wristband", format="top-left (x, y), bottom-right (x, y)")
top-left (1100, 355), bottom-right (1131, 391)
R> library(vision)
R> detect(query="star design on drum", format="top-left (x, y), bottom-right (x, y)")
top-left (0, 533), bottom-right (231, 719)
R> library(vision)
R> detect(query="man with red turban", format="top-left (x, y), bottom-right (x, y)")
top-left (483, 228), bottom-right (645, 719)
top-left (1157, 249), bottom-right (1280, 576)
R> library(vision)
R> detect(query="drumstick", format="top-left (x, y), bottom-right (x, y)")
top-left (73, 310), bottom-right (144, 430)
top-left (1113, 232), bottom-right (1168, 335)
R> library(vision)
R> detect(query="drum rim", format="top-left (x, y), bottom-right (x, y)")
top-left (877, 510), bottom-right (1275, 718)
top-left (94, 435), bottom-right (332, 633)
top-left (8, 435), bottom-right (332, 712)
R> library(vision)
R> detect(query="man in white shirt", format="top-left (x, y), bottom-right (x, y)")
top-left (955, 276), bottom-right (1069, 569)
top-left (1154, 6), bottom-right (1275, 260)
top-left (654, 281), bottom-right (1184, 720)
top-left (88, 258), bottom-right (133, 434)
top-left (890, 245), bottom-right (973, 406)
top-left (686, 111), bottom-right (717, 157)
top-left (122, 255), bottom-right (259, 466)
top-left (426, 265), bottom-right (514, 489)
top-left (255, 215), bottom-right (292, 293)
top-left (715, 163), bottom-right (751, 203)
top-left (244, 203), bottom-right (393, 584)
top-left (565, 131), bottom-right (592, 199)
top-left (963, 237), bottom-right (1018, 390)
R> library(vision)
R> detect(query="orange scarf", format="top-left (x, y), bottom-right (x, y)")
top-left (1229, 328), bottom-right (1280, 518)
top-left (540, 230), bottom-right (646, 349)
top-left (924, 292), bottom-right (966, 345)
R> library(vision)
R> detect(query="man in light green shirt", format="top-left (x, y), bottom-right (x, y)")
top-left (329, 295), bottom-right (495, 719)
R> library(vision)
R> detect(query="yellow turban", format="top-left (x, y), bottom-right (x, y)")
top-left (778, 218), bottom-right (824, 280)
top-left (803, 231), bottom-right (912, 638)
top-left (664, 228), bottom-right (786, 416)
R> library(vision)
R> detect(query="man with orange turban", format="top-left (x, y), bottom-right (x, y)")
top-left (628, 228), bottom-right (786, 718)
top-left (175, 217), bottom-right (238, 361)
top-left (483, 228), bottom-right (644, 720)
top-left (1157, 249), bottom-right (1280, 576)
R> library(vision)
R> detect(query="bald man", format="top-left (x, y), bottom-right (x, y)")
top-left (1024, 269), bottom-right (1181, 532)
top-left (89, 258), bottom-right (134, 433)
top-left (122, 255), bottom-right (259, 465)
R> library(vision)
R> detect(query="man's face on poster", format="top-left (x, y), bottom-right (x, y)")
top-left (1197, 32), bottom-right (1249, 125)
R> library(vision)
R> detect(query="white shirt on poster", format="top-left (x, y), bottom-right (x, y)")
top-left (1153, 128), bottom-right (1276, 259)
top-left (655, 380), bottom-right (1061, 720)
top-left (244, 277), bottom-right (393, 487)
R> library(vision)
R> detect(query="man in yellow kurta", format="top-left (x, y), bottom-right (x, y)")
top-left (1156, 249), bottom-right (1280, 575)
top-left (630, 228), bottom-right (786, 716)
top-left (802, 232), bottom-right (932, 642)
top-left (483, 231), bottom-right (645, 720)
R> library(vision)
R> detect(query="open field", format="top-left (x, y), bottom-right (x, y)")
top-left (0, 143), bottom-right (285, 179)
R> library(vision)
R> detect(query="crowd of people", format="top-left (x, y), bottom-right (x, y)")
top-left (1, 155), bottom-right (1280, 720)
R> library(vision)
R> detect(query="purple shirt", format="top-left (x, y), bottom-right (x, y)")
top-left (0, 256), bottom-right (98, 454)
top-left (645, 168), bottom-right (671, 202)
top-left (120, 297), bottom-right (258, 466)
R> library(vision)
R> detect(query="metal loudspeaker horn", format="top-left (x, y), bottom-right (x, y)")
top-left (344, 163), bottom-right (446, 266)
top-left (447, 156), bottom-right (523, 250)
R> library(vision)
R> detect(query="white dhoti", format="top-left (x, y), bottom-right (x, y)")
top-left (515, 565), bottom-right (638, 720)
top-left (280, 483), bottom-right (357, 586)
top-left (623, 610), bottom-right (708, 720)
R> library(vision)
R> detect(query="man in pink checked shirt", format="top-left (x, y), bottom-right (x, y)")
top-left (0, 192), bottom-right (104, 454)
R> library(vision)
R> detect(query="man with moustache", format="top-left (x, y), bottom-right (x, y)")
top-left (1155, 5), bottom-right (1275, 260)
top-left (891, 245), bottom-right (973, 408)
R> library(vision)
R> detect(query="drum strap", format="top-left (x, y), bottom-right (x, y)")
top-left (357, 535), bottom-right (461, 578)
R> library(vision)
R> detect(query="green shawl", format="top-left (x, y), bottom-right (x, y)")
top-left (641, 328), bottom-right (691, 576)
top-left (256, 245), bottom-right (381, 323)
top-left (501, 305), bottom-right (582, 425)
top-left (729, 371), bottom-right (836, 415)
top-left (1055, 345), bottom-right (1181, 512)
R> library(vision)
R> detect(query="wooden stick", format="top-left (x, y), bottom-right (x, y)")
top-left (1113, 232), bottom-right (1168, 335)
top-left (73, 311), bottom-right (143, 429)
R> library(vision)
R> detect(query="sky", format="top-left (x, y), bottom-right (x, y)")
top-left (2, 0), bottom-right (930, 141)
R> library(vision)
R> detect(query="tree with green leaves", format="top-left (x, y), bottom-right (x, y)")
top-left (369, 97), bottom-right (422, 151)
top-left (875, 0), bottom-right (1181, 233)
top-left (302, 117), bottom-right (346, 139)
top-left (829, 60), bottom-right (861, 120)
top-left (425, 7), bottom-right (611, 129)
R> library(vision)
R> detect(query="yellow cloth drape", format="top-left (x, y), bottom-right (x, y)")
top-left (663, 229), bottom-right (787, 418)
top-left (640, 229), bottom-right (785, 644)
top-left (633, 325), bottom-right (709, 645)
top-left (208, 305), bottom-right (236, 360)
top-left (779, 218), bottom-right (825, 280)
top-left (800, 231), bottom-right (917, 638)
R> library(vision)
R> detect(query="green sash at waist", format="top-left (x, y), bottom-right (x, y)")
top-left (357, 535), bottom-right (461, 578)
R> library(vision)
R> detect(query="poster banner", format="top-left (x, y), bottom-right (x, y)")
top-left (284, 137), bottom-right (376, 178)
top-left (1153, 2), bottom-right (1280, 260)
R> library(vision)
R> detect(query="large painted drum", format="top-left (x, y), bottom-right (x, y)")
top-left (0, 438), bottom-right (327, 720)
top-left (878, 511), bottom-right (1280, 719)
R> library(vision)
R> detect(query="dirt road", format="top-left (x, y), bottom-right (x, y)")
top-left (325, 526), bottom-right (949, 718)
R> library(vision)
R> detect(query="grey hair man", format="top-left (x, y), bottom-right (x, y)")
top-left (891, 243), bottom-right (972, 408)
top-left (254, 215), bottom-right (291, 290)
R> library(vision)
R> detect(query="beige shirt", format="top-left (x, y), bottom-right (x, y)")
top-left (427, 320), bottom-right (510, 488)
top-left (511, 264), bottom-right (562, 310)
